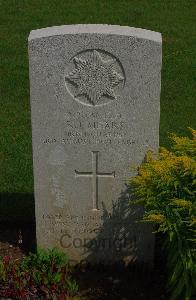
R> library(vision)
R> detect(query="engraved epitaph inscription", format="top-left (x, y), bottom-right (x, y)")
top-left (75, 151), bottom-right (115, 210)
top-left (65, 50), bottom-right (125, 106)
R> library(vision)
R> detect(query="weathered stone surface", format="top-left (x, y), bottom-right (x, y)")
top-left (28, 24), bottom-right (162, 265)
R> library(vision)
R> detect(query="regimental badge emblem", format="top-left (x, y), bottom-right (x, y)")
top-left (65, 50), bottom-right (125, 106)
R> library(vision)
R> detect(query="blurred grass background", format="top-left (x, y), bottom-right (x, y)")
top-left (0, 0), bottom-right (195, 219)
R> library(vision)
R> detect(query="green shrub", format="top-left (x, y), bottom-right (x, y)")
top-left (130, 128), bottom-right (196, 300)
top-left (0, 248), bottom-right (80, 299)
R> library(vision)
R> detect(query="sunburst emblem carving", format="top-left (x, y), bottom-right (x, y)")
top-left (65, 50), bottom-right (124, 106)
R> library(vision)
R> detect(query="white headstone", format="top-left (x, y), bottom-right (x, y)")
top-left (28, 25), bottom-right (162, 265)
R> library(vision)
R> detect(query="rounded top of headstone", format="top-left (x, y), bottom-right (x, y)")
top-left (28, 24), bottom-right (162, 43)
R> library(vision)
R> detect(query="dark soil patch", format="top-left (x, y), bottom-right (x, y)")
top-left (0, 222), bottom-right (36, 257)
top-left (0, 223), bottom-right (167, 299)
top-left (74, 263), bottom-right (167, 300)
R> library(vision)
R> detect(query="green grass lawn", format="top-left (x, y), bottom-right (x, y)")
top-left (0, 0), bottom-right (195, 219)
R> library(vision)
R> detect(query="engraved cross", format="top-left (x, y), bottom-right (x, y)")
top-left (75, 151), bottom-right (115, 211)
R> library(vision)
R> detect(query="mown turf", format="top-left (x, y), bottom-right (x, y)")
top-left (0, 0), bottom-right (195, 199)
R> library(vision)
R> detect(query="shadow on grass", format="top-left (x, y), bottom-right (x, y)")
top-left (0, 193), bottom-right (35, 222)
top-left (0, 193), bottom-right (36, 254)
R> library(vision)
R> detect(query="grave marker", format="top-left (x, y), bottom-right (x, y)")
top-left (28, 25), bottom-right (162, 264)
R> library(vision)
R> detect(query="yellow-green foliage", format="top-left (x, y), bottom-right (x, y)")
top-left (131, 128), bottom-right (196, 300)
